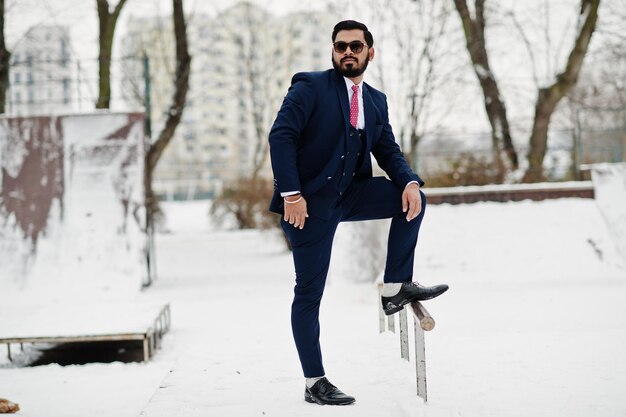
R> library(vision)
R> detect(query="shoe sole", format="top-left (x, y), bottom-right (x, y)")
top-left (383, 288), bottom-right (448, 316)
top-left (304, 391), bottom-right (355, 406)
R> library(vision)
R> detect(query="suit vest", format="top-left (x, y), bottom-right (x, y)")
top-left (335, 127), bottom-right (366, 196)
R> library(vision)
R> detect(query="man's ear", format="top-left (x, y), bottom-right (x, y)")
top-left (369, 47), bottom-right (375, 61)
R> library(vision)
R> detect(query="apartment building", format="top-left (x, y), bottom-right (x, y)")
top-left (7, 25), bottom-right (73, 116)
top-left (122, 2), bottom-right (337, 200)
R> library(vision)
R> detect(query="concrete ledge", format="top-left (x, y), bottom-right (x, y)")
top-left (423, 181), bottom-right (594, 205)
top-left (0, 303), bottom-right (171, 363)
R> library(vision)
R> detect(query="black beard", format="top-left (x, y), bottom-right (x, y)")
top-left (332, 55), bottom-right (369, 78)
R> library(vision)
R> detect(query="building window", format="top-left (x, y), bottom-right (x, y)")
top-left (14, 72), bottom-right (21, 84)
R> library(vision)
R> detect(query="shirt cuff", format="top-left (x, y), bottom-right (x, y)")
top-left (405, 181), bottom-right (419, 189)
top-left (280, 191), bottom-right (301, 197)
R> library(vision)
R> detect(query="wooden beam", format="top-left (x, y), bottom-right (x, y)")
top-left (410, 301), bottom-right (435, 331)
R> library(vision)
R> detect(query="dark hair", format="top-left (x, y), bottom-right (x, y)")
top-left (332, 20), bottom-right (374, 48)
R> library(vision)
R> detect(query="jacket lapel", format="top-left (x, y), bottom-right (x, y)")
top-left (363, 83), bottom-right (376, 151)
top-left (333, 72), bottom-right (351, 138)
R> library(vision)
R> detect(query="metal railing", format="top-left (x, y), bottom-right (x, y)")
top-left (378, 284), bottom-right (435, 402)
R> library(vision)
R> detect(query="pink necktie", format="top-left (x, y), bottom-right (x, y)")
top-left (350, 85), bottom-right (359, 128)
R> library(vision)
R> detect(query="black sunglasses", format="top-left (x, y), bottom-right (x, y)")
top-left (333, 40), bottom-right (368, 54)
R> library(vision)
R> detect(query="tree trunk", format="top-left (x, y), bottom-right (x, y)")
top-left (453, 0), bottom-right (519, 172)
top-left (0, 0), bottom-right (10, 114)
top-left (522, 0), bottom-right (600, 182)
top-left (144, 0), bottom-right (191, 216)
top-left (96, 0), bottom-right (128, 109)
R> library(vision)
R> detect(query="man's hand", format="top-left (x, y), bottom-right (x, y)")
top-left (284, 195), bottom-right (309, 229)
top-left (402, 183), bottom-right (422, 222)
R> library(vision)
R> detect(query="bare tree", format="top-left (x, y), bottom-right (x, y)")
top-left (226, 3), bottom-right (285, 183)
top-left (0, 0), bottom-right (10, 113)
top-left (453, 0), bottom-right (519, 173)
top-left (96, 0), bottom-right (129, 109)
top-left (522, 0), bottom-right (600, 182)
top-left (402, 0), bottom-right (456, 170)
top-left (367, 0), bottom-right (458, 171)
top-left (454, 0), bottom-right (601, 182)
top-left (145, 0), bottom-right (191, 216)
top-left (211, 4), bottom-right (294, 231)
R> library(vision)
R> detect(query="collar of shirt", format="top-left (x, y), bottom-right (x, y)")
top-left (343, 77), bottom-right (365, 130)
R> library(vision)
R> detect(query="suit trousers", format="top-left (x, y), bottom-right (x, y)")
top-left (280, 176), bottom-right (427, 377)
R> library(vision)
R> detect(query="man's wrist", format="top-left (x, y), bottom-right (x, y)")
top-left (284, 194), bottom-right (303, 204)
top-left (405, 181), bottom-right (419, 189)
top-left (284, 193), bottom-right (302, 201)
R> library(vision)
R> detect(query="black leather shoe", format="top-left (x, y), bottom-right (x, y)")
top-left (382, 282), bottom-right (449, 315)
top-left (304, 377), bottom-right (355, 406)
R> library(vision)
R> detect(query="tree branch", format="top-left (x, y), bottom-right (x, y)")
top-left (508, 11), bottom-right (540, 88)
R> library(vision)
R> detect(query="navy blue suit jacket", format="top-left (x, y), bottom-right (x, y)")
top-left (268, 69), bottom-right (423, 219)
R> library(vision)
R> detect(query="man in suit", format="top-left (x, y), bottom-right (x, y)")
top-left (268, 20), bottom-right (449, 405)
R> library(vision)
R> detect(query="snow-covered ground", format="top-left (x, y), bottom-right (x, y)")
top-left (1, 197), bottom-right (625, 417)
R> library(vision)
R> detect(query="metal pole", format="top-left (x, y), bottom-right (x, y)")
top-left (414, 318), bottom-right (427, 401)
top-left (76, 60), bottom-right (82, 112)
top-left (387, 313), bottom-right (395, 333)
top-left (399, 306), bottom-right (409, 360)
top-left (143, 54), bottom-right (152, 139)
top-left (143, 337), bottom-right (150, 362)
top-left (378, 285), bottom-right (386, 333)
top-left (410, 301), bottom-right (434, 401)
top-left (142, 53), bottom-right (156, 287)
top-left (574, 108), bottom-right (583, 180)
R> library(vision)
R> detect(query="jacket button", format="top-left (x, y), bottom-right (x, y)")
top-left (352, 172), bottom-right (355, 176)
top-left (340, 155), bottom-right (345, 159)
top-left (350, 132), bottom-right (354, 137)
top-left (342, 172), bottom-right (345, 176)
top-left (339, 191), bottom-right (343, 196)
top-left (327, 176), bottom-right (332, 180)
top-left (357, 152), bottom-right (361, 156)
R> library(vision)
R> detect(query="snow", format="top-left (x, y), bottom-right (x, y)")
top-left (0, 302), bottom-right (166, 340)
top-left (591, 163), bottom-right (626, 263)
top-left (1, 196), bottom-right (625, 417)
top-left (473, 64), bottom-right (493, 80)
